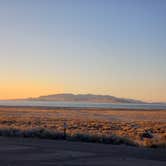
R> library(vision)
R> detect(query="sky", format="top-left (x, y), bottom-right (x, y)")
top-left (0, 0), bottom-right (166, 102)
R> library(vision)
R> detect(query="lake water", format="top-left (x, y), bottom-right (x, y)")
top-left (0, 100), bottom-right (166, 110)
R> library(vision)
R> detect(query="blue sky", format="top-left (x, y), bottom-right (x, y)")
top-left (0, 0), bottom-right (166, 101)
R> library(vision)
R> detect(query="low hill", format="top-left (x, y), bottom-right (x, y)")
top-left (28, 93), bottom-right (144, 103)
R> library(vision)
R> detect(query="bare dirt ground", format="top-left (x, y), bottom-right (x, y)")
top-left (0, 137), bottom-right (165, 166)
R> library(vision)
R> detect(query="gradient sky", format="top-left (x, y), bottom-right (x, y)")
top-left (0, 0), bottom-right (166, 102)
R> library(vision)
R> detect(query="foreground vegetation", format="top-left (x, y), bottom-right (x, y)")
top-left (0, 106), bottom-right (165, 148)
top-left (0, 127), bottom-right (138, 146)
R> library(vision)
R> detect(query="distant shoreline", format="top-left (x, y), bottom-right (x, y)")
top-left (0, 99), bottom-right (166, 110)
top-left (0, 105), bottom-right (165, 112)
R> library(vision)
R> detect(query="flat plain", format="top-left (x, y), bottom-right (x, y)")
top-left (0, 106), bottom-right (165, 147)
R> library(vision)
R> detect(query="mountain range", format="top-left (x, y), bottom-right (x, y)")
top-left (27, 93), bottom-right (145, 104)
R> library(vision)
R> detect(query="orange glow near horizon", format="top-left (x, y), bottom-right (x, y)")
top-left (0, 71), bottom-right (166, 102)
top-left (0, 1), bottom-right (166, 103)
top-left (0, 81), bottom-right (64, 100)
top-left (0, 83), bottom-right (166, 102)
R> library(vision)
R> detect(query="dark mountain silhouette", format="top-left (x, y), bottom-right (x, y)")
top-left (27, 93), bottom-right (145, 103)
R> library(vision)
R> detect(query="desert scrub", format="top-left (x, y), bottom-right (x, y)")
top-left (0, 107), bottom-right (165, 148)
top-left (0, 127), bottom-right (137, 146)
top-left (0, 127), bottom-right (64, 139)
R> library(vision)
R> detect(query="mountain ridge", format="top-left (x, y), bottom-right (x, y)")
top-left (26, 93), bottom-right (145, 104)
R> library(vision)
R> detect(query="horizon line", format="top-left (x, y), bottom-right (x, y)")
top-left (0, 93), bottom-right (165, 103)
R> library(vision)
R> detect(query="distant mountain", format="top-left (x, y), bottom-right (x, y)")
top-left (27, 93), bottom-right (145, 104)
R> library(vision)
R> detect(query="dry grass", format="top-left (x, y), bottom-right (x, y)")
top-left (0, 106), bottom-right (165, 148)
